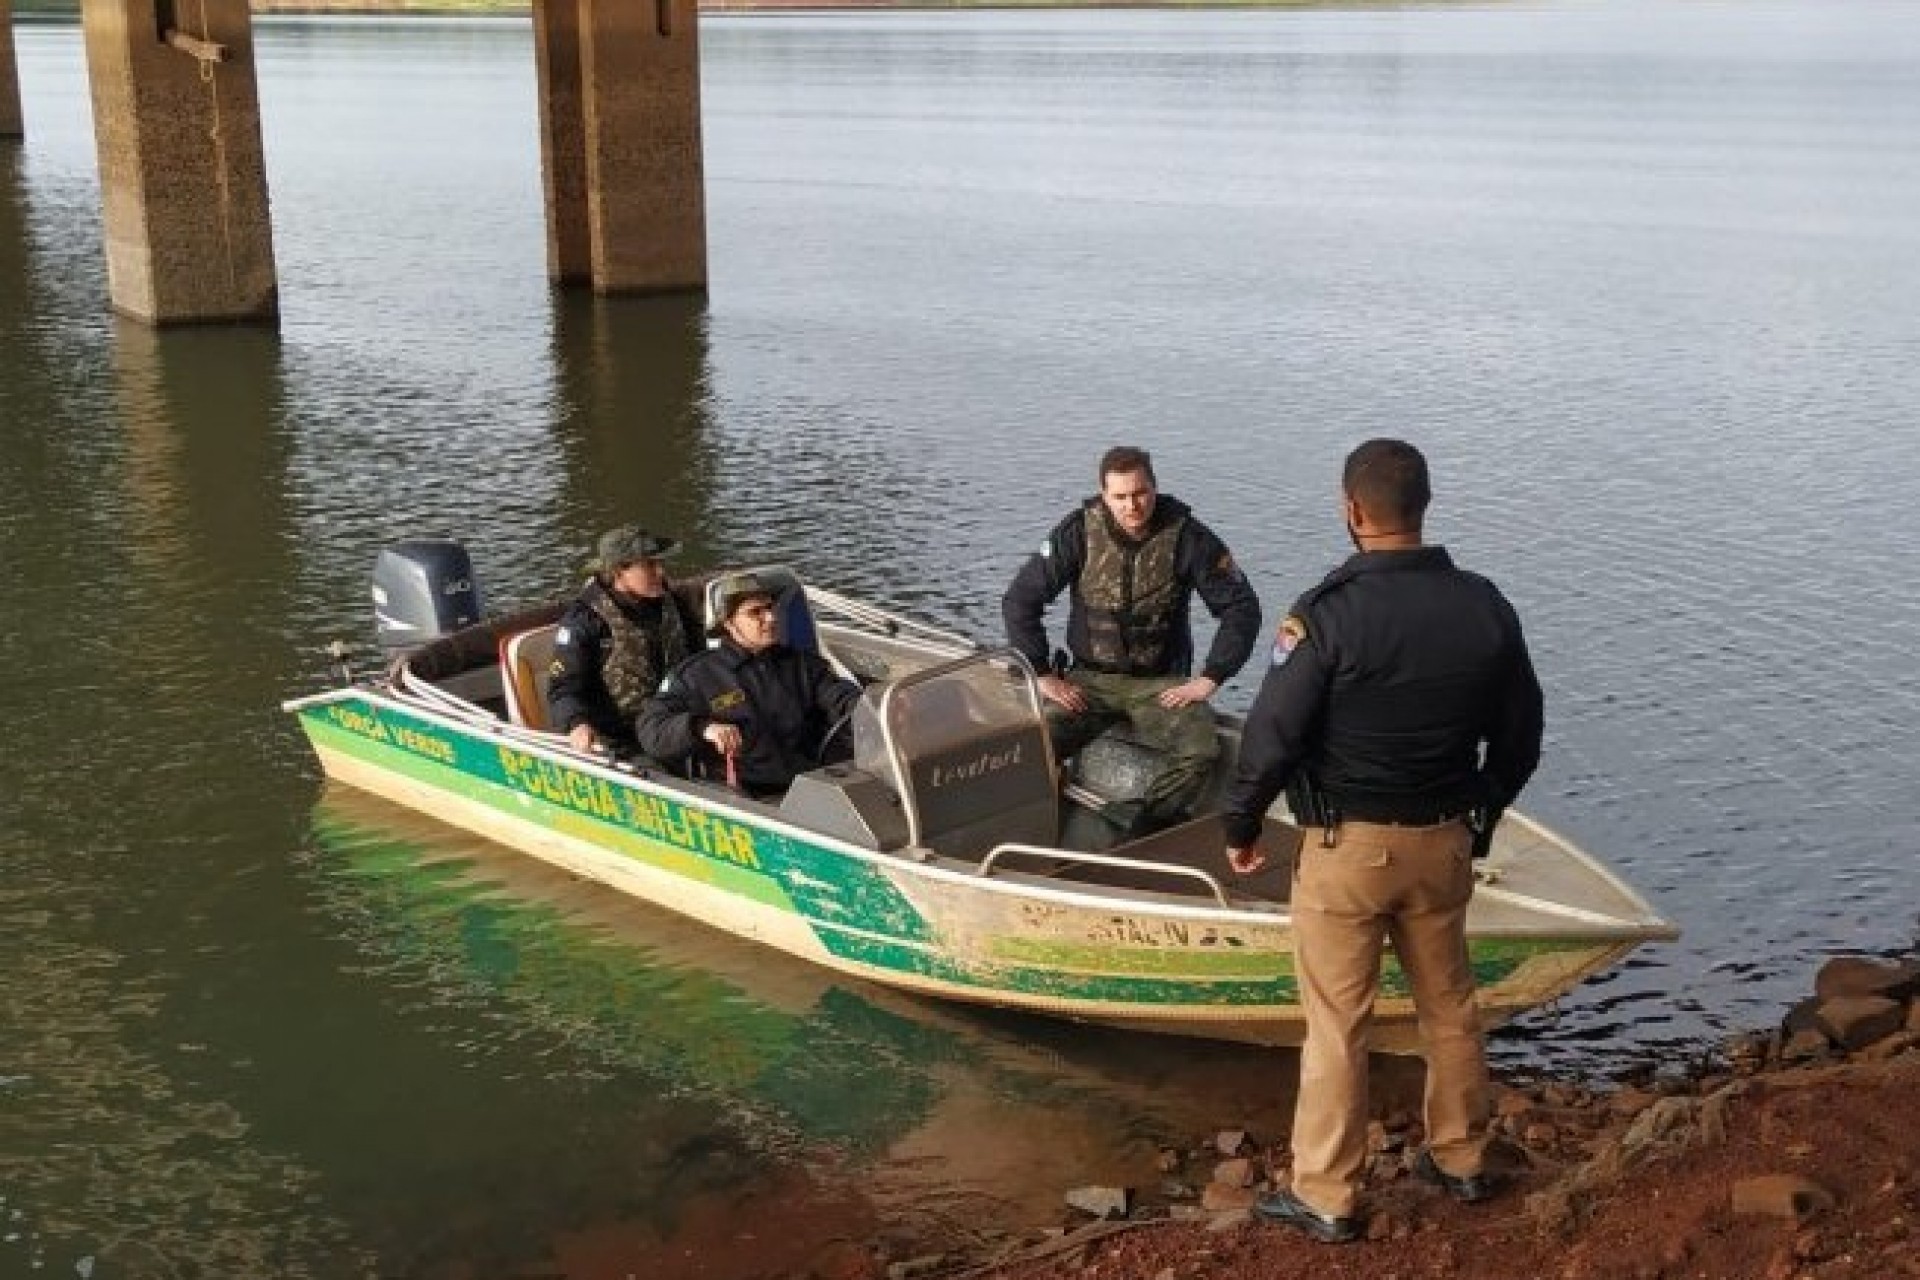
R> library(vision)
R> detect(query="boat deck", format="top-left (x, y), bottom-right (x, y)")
top-left (1043, 813), bottom-right (1300, 909)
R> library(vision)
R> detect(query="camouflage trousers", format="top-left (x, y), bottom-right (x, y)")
top-left (1047, 669), bottom-right (1219, 830)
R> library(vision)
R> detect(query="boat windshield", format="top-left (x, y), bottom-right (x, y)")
top-left (851, 654), bottom-right (1058, 855)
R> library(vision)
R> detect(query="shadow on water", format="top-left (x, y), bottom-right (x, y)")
top-left (300, 785), bottom-right (1410, 1272)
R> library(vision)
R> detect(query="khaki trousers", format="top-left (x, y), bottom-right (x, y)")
top-left (1288, 818), bottom-right (1488, 1218)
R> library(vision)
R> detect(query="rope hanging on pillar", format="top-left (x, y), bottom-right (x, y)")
top-left (183, 0), bottom-right (240, 296)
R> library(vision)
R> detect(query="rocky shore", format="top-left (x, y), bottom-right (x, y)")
top-left (803, 954), bottom-right (1920, 1280)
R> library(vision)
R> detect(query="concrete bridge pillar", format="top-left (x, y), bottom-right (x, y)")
top-left (2, 0), bottom-right (23, 139)
top-left (81, 0), bottom-right (277, 323)
top-left (533, 0), bottom-right (706, 294)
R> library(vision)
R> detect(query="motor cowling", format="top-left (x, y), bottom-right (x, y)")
top-left (371, 539), bottom-right (483, 657)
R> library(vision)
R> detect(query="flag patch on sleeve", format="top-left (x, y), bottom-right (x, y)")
top-left (1271, 615), bottom-right (1307, 666)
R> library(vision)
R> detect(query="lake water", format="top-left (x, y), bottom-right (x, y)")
top-left (4, 2), bottom-right (1919, 1274)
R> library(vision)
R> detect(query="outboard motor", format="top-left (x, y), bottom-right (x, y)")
top-left (371, 539), bottom-right (484, 658)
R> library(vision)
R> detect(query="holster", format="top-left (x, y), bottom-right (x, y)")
top-left (1286, 773), bottom-right (1339, 831)
top-left (1466, 806), bottom-right (1502, 860)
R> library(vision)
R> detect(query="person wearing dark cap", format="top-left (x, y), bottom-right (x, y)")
top-left (548, 525), bottom-right (701, 754)
top-left (1223, 439), bottom-right (1544, 1244)
top-left (1002, 445), bottom-right (1262, 836)
top-left (635, 572), bottom-right (863, 797)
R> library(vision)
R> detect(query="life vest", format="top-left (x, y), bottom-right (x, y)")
top-left (583, 579), bottom-right (694, 719)
top-left (1077, 504), bottom-right (1186, 674)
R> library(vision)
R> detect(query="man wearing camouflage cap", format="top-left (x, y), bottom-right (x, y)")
top-left (548, 524), bottom-right (701, 754)
top-left (636, 571), bottom-right (863, 796)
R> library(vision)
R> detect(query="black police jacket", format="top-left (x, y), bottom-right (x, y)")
top-left (1221, 547), bottom-right (1544, 848)
top-left (635, 640), bottom-right (864, 795)
top-left (1001, 494), bottom-right (1263, 683)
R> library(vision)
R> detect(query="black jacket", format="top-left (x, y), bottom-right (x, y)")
top-left (547, 587), bottom-right (700, 745)
top-left (1222, 547), bottom-right (1544, 847)
top-left (635, 640), bottom-right (864, 795)
top-left (1001, 494), bottom-right (1263, 684)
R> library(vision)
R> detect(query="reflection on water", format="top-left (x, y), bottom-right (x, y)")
top-left (0, 148), bottom-right (28, 332)
top-left (111, 321), bottom-right (293, 601)
top-left (301, 786), bottom-right (1333, 1268)
top-left (310, 787), bottom-right (946, 1156)
top-left (0, 908), bottom-right (372, 1278)
top-left (547, 292), bottom-right (722, 570)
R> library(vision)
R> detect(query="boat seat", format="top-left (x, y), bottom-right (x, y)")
top-left (702, 563), bottom-right (859, 682)
top-left (500, 623), bottom-right (561, 730)
top-left (703, 564), bottom-right (821, 654)
top-left (671, 572), bottom-right (718, 634)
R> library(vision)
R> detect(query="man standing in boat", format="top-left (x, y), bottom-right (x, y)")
top-left (1002, 445), bottom-right (1263, 837)
top-left (1222, 438), bottom-right (1544, 1244)
top-left (637, 572), bottom-right (864, 798)
top-left (548, 525), bottom-right (702, 755)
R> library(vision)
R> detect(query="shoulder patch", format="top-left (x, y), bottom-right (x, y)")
top-left (553, 626), bottom-right (572, 646)
top-left (1271, 615), bottom-right (1308, 667)
top-left (1212, 552), bottom-right (1243, 581)
top-left (546, 658), bottom-right (565, 678)
top-left (1039, 538), bottom-right (1053, 559)
top-left (709, 688), bottom-right (747, 715)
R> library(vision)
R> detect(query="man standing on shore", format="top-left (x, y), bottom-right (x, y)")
top-left (1223, 438), bottom-right (1544, 1243)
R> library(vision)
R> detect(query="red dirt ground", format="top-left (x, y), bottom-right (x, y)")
top-left (966, 1052), bottom-right (1920, 1280)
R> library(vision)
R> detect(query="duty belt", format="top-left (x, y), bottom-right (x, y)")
top-left (1327, 799), bottom-right (1472, 827)
top-left (1342, 811), bottom-right (1470, 827)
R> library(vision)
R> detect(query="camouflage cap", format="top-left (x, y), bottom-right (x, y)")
top-left (708, 571), bottom-right (775, 637)
top-left (594, 524), bottom-right (679, 571)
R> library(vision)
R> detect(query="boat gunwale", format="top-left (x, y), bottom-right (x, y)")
top-left (289, 672), bottom-right (1677, 944)
top-left (290, 678), bottom-right (1311, 929)
top-left (1485, 809), bottom-right (1679, 940)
